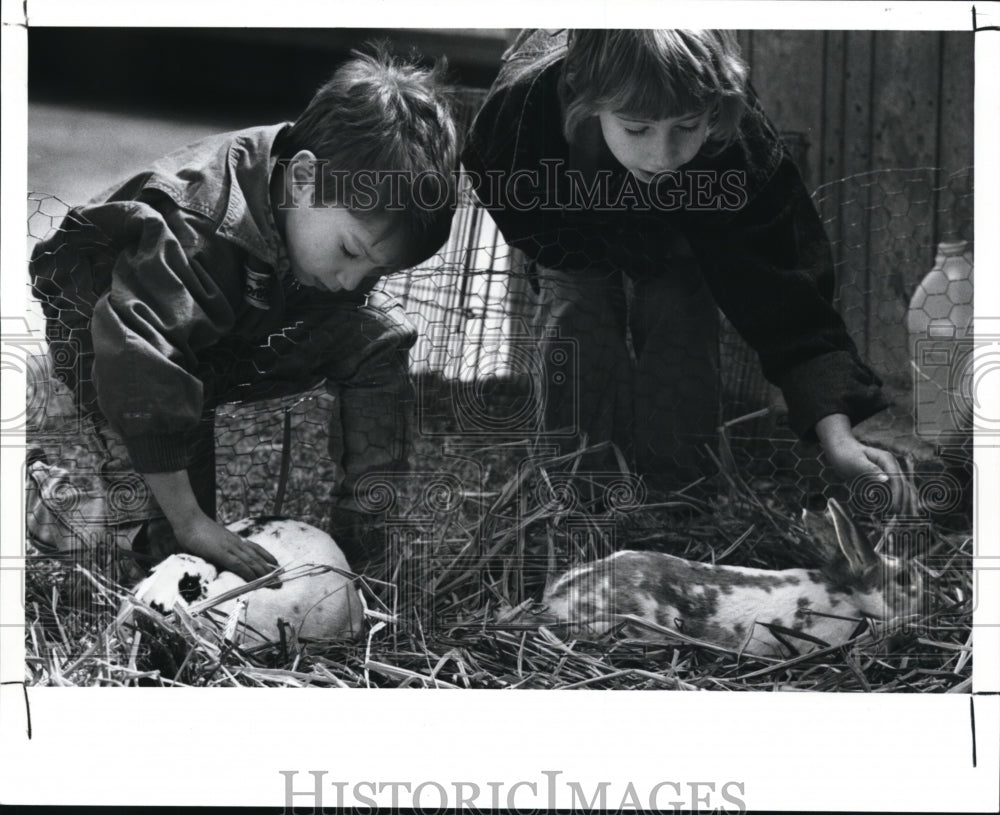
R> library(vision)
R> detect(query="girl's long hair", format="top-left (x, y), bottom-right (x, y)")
top-left (561, 29), bottom-right (750, 155)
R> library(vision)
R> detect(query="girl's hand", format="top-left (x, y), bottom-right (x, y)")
top-left (174, 514), bottom-right (278, 582)
top-left (814, 413), bottom-right (910, 515)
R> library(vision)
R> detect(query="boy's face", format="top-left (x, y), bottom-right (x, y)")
top-left (278, 150), bottom-right (401, 293)
top-left (597, 109), bottom-right (711, 182)
top-left (284, 203), bottom-right (397, 293)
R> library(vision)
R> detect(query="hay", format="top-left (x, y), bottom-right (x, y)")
top-left (24, 396), bottom-right (973, 691)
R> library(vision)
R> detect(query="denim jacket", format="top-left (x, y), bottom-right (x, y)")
top-left (31, 125), bottom-right (413, 474)
top-left (462, 30), bottom-right (888, 438)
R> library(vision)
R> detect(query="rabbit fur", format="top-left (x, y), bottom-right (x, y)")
top-left (517, 499), bottom-right (924, 657)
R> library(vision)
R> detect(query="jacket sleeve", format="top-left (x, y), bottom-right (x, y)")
top-left (683, 157), bottom-right (889, 439)
top-left (463, 151), bottom-right (610, 271)
top-left (461, 63), bottom-right (612, 272)
top-left (79, 197), bottom-right (242, 471)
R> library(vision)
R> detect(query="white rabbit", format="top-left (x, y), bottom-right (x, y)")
top-left (515, 499), bottom-right (924, 658)
top-left (132, 517), bottom-right (364, 644)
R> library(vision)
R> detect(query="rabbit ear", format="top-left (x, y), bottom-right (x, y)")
top-left (826, 499), bottom-right (880, 575)
top-left (801, 506), bottom-right (842, 560)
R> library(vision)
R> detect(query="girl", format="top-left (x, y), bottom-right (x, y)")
top-left (462, 29), bottom-right (904, 509)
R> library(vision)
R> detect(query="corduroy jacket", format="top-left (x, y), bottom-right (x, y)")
top-left (31, 124), bottom-right (413, 474)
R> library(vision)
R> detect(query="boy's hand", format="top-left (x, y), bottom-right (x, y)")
top-left (144, 469), bottom-right (278, 581)
top-left (174, 514), bottom-right (278, 582)
top-left (814, 413), bottom-right (912, 515)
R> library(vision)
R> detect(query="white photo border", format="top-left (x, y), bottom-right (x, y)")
top-left (2, 1), bottom-right (998, 811)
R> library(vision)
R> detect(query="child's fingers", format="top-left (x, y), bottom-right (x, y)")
top-left (831, 448), bottom-right (900, 515)
top-left (863, 446), bottom-right (905, 513)
top-left (245, 539), bottom-right (279, 567)
top-left (230, 552), bottom-right (270, 581)
top-left (227, 538), bottom-right (277, 579)
top-left (220, 545), bottom-right (257, 580)
top-left (208, 529), bottom-right (276, 580)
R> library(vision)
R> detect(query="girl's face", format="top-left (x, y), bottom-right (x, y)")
top-left (597, 109), bottom-right (711, 182)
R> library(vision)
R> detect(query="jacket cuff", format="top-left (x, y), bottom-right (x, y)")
top-left (781, 350), bottom-right (890, 440)
top-left (123, 432), bottom-right (192, 473)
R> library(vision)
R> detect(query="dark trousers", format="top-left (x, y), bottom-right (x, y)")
top-left (532, 250), bottom-right (721, 492)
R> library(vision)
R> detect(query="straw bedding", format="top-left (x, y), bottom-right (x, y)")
top-left (25, 388), bottom-right (973, 691)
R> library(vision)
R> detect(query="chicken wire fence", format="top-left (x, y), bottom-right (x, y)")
top-left (23, 90), bottom-right (974, 550)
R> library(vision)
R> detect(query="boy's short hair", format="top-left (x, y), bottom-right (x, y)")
top-left (282, 45), bottom-right (460, 269)
top-left (562, 30), bottom-right (749, 155)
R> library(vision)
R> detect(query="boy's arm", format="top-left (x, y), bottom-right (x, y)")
top-left (81, 197), bottom-right (242, 472)
top-left (33, 198), bottom-right (285, 565)
top-left (145, 471), bottom-right (277, 580)
top-left (88, 200), bottom-right (288, 566)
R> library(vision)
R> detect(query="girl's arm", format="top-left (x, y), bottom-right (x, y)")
top-left (672, 89), bottom-right (887, 435)
top-left (814, 414), bottom-right (908, 514)
top-left (145, 471), bottom-right (277, 580)
top-left (689, 157), bottom-right (888, 432)
top-left (683, 115), bottom-right (905, 510)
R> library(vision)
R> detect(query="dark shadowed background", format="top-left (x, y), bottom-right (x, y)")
top-left (27, 27), bottom-right (975, 383)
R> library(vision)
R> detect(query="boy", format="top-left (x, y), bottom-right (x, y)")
top-left (29, 48), bottom-right (459, 580)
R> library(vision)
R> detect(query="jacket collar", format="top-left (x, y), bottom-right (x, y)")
top-left (215, 123), bottom-right (291, 271)
top-left (140, 123), bottom-right (291, 270)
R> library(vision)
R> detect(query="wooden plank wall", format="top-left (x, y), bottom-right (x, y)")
top-left (740, 30), bottom-right (974, 384)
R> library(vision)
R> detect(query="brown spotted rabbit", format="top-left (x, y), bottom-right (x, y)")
top-left (515, 499), bottom-right (924, 657)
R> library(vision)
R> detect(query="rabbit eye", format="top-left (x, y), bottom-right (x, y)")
top-left (893, 569), bottom-right (923, 596)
